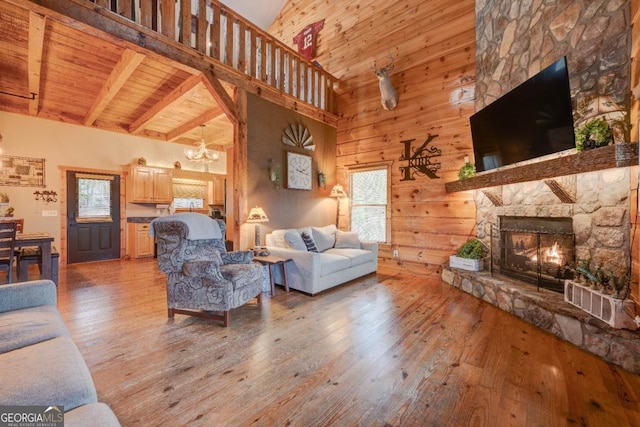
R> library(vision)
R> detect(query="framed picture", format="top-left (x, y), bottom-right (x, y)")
top-left (287, 152), bottom-right (312, 190)
top-left (0, 155), bottom-right (46, 187)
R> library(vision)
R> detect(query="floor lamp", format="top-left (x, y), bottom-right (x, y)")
top-left (329, 184), bottom-right (347, 226)
top-left (247, 206), bottom-right (269, 255)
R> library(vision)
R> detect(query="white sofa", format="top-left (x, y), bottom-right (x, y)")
top-left (265, 225), bottom-right (378, 295)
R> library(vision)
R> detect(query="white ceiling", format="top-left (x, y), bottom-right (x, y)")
top-left (219, 0), bottom-right (288, 30)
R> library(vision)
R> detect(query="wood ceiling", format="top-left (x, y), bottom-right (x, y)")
top-left (0, 0), bottom-right (235, 149)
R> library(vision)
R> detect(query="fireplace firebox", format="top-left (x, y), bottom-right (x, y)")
top-left (496, 216), bottom-right (575, 293)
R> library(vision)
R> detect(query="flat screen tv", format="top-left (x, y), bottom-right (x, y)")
top-left (470, 56), bottom-right (575, 173)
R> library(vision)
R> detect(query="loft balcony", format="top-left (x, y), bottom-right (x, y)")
top-left (0, 0), bottom-right (338, 149)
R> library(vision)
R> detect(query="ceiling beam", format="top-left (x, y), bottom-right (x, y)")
top-left (166, 107), bottom-right (226, 142)
top-left (28, 12), bottom-right (46, 116)
top-left (199, 74), bottom-right (238, 125)
top-left (129, 74), bottom-right (202, 134)
top-left (84, 48), bottom-right (145, 126)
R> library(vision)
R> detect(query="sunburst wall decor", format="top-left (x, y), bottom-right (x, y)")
top-left (282, 124), bottom-right (315, 151)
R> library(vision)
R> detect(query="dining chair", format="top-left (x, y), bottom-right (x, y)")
top-left (11, 218), bottom-right (27, 262)
top-left (0, 222), bottom-right (18, 283)
top-left (0, 218), bottom-right (22, 233)
top-left (16, 246), bottom-right (60, 285)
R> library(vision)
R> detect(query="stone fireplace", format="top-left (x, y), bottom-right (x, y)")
top-left (441, 0), bottom-right (639, 374)
top-left (441, 166), bottom-right (639, 374)
top-left (476, 168), bottom-right (631, 286)
top-left (497, 216), bottom-right (575, 293)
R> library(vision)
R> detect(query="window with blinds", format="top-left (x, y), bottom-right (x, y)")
top-left (172, 179), bottom-right (206, 209)
top-left (349, 166), bottom-right (389, 243)
top-left (77, 173), bottom-right (113, 221)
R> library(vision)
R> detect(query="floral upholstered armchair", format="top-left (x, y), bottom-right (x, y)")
top-left (152, 213), bottom-right (263, 327)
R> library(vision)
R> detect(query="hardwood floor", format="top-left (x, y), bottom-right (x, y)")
top-left (40, 259), bottom-right (640, 426)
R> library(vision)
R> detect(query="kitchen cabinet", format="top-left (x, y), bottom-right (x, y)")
top-left (127, 166), bottom-right (173, 204)
top-left (208, 177), bottom-right (225, 206)
top-left (127, 223), bottom-right (155, 258)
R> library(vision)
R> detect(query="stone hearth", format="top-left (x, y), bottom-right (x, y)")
top-left (442, 266), bottom-right (640, 374)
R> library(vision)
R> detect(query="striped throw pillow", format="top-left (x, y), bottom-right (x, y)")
top-left (301, 231), bottom-right (318, 252)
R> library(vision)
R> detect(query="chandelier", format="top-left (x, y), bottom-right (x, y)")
top-left (184, 125), bottom-right (220, 162)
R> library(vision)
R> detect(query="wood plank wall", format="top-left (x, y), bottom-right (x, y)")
top-left (270, 0), bottom-right (477, 278)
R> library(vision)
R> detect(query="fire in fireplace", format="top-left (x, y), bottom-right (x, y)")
top-left (496, 216), bottom-right (575, 292)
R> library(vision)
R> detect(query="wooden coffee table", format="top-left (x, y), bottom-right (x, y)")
top-left (253, 255), bottom-right (293, 295)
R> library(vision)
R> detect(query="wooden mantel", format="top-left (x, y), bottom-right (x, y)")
top-left (445, 143), bottom-right (639, 193)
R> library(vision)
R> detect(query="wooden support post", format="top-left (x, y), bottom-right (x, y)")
top-left (28, 12), bottom-right (46, 116)
top-left (233, 88), bottom-right (248, 251)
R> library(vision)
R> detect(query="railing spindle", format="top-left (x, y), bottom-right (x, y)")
top-left (320, 74), bottom-right (326, 110)
top-left (237, 21), bottom-right (246, 73)
top-left (224, 13), bottom-right (233, 66)
top-left (194, 0), bottom-right (206, 53)
top-left (159, 0), bottom-right (175, 40)
top-left (269, 42), bottom-right (276, 85)
top-left (209, 5), bottom-right (220, 60)
top-left (139, 0), bottom-right (152, 28)
top-left (277, 48), bottom-right (285, 91)
top-left (299, 62), bottom-right (306, 102)
top-left (259, 37), bottom-right (267, 82)
top-left (219, 12), bottom-right (227, 65)
top-left (118, 0), bottom-right (133, 20)
top-left (291, 56), bottom-right (298, 98)
top-left (179, 0), bottom-right (191, 46)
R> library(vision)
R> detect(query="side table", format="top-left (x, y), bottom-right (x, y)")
top-left (253, 255), bottom-right (293, 295)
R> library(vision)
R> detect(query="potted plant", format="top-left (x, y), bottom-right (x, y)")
top-left (575, 118), bottom-right (613, 152)
top-left (450, 238), bottom-right (484, 271)
top-left (458, 162), bottom-right (475, 180)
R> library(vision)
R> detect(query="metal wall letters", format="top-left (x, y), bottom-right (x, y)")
top-left (399, 134), bottom-right (441, 180)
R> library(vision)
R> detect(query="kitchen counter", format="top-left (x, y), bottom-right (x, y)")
top-left (126, 216), bottom-right (158, 223)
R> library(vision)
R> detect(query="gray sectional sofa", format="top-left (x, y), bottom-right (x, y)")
top-left (0, 279), bottom-right (120, 426)
top-left (265, 225), bottom-right (378, 295)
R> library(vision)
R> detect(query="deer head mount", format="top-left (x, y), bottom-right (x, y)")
top-left (372, 55), bottom-right (399, 111)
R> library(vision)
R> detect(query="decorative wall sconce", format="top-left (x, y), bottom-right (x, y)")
top-left (34, 190), bottom-right (57, 204)
top-left (318, 171), bottom-right (326, 188)
top-left (269, 159), bottom-right (281, 188)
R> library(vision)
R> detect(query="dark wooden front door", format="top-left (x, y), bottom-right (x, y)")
top-left (66, 171), bottom-right (120, 264)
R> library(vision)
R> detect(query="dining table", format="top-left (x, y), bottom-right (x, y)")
top-left (16, 232), bottom-right (55, 281)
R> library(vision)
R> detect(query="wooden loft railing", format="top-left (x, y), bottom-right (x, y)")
top-left (87, 0), bottom-right (337, 116)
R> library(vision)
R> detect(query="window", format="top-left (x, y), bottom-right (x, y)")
top-left (77, 173), bottom-right (113, 222)
top-left (349, 166), bottom-right (390, 243)
top-left (172, 179), bottom-right (206, 209)
top-left (173, 198), bottom-right (204, 209)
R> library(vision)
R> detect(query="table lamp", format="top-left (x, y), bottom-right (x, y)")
top-left (247, 206), bottom-right (269, 255)
top-left (329, 184), bottom-right (347, 226)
